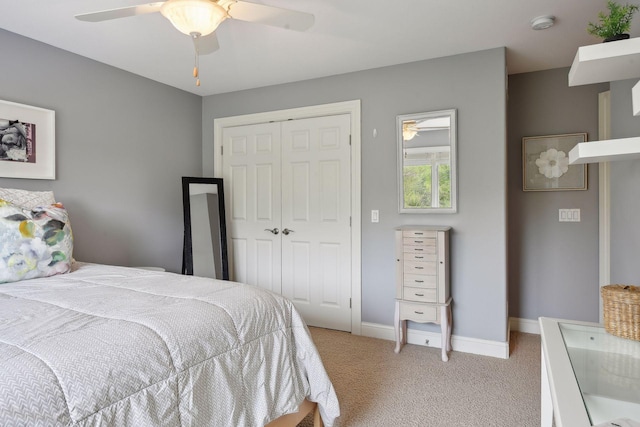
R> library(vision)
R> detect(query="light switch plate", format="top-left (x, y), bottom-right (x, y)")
top-left (559, 209), bottom-right (580, 222)
top-left (371, 210), bottom-right (379, 223)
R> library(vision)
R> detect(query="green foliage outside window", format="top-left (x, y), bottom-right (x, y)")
top-left (403, 163), bottom-right (451, 209)
top-left (438, 164), bottom-right (451, 207)
top-left (404, 165), bottom-right (432, 208)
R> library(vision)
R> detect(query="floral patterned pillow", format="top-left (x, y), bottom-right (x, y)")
top-left (0, 199), bottom-right (74, 284)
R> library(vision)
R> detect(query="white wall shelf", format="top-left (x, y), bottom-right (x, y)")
top-left (633, 80), bottom-right (640, 116)
top-left (569, 137), bottom-right (640, 164)
top-left (568, 38), bottom-right (640, 163)
top-left (568, 38), bottom-right (640, 87)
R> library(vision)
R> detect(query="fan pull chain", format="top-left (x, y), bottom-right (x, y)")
top-left (193, 50), bottom-right (200, 86)
top-left (191, 32), bottom-right (201, 87)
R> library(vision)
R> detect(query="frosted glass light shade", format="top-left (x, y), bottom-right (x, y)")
top-left (161, 0), bottom-right (227, 36)
top-left (402, 122), bottom-right (417, 141)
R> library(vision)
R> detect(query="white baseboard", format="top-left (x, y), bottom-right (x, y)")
top-left (360, 322), bottom-right (509, 359)
top-left (509, 317), bottom-right (540, 335)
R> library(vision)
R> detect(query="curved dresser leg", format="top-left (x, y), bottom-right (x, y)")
top-left (440, 304), bottom-right (449, 361)
top-left (447, 304), bottom-right (453, 352)
top-left (394, 301), bottom-right (402, 353)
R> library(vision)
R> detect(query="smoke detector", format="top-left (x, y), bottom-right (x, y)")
top-left (531, 15), bottom-right (555, 30)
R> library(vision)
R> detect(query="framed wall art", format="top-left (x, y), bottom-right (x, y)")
top-left (522, 133), bottom-right (587, 192)
top-left (0, 100), bottom-right (55, 180)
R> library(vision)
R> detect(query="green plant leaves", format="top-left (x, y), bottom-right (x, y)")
top-left (588, 0), bottom-right (639, 39)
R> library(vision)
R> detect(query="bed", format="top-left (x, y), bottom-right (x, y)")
top-left (0, 189), bottom-right (339, 427)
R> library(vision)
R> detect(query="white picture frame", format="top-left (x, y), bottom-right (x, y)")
top-left (0, 100), bottom-right (55, 180)
top-left (522, 133), bottom-right (587, 192)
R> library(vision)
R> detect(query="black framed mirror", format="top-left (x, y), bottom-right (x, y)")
top-left (182, 177), bottom-right (229, 280)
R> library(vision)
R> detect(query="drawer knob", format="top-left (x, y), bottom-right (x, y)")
top-left (415, 280), bottom-right (424, 283)
top-left (415, 293), bottom-right (424, 297)
top-left (414, 232), bottom-right (423, 235)
top-left (415, 256), bottom-right (424, 259)
top-left (414, 240), bottom-right (423, 243)
top-left (415, 248), bottom-right (423, 252)
top-left (414, 311), bottom-right (424, 315)
top-left (415, 266), bottom-right (423, 270)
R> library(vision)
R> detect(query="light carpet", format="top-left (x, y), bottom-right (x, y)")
top-left (299, 328), bottom-right (540, 427)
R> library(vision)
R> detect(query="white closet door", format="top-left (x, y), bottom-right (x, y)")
top-left (222, 122), bottom-right (282, 294)
top-left (281, 114), bottom-right (352, 331)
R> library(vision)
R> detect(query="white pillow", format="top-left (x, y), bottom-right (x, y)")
top-left (0, 188), bottom-right (55, 209)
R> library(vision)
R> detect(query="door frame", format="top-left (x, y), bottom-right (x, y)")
top-left (213, 100), bottom-right (362, 335)
top-left (598, 91), bottom-right (611, 323)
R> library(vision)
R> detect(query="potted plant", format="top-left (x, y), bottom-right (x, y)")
top-left (588, 0), bottom-right (639, 42)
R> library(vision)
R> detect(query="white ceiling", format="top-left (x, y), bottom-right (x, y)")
top-left (1, 0), bottom-right (636, 96)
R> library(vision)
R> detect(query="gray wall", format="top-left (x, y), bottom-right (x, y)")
top-left (203, 48), bottom-right (509, 342)
top-left (610, 79), bottom-right (640, 284)
top-left (0, 29), bottom-right (202, 272)
top-left (4, 27), bottom-right (615, 337)
top-left (507, 68), bottom-right (607, 322)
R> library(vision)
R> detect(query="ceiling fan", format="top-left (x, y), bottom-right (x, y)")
top-left (403, 117), bottom-right (451, 141)
top-left (76, 0), bottom-right (315, 85)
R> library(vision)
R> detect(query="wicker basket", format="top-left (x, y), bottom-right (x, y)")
top-left (602, 284), bottom-right (640, 341)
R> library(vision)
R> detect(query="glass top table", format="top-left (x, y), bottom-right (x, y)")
top-left (540, 318), bottom-right (640, 427)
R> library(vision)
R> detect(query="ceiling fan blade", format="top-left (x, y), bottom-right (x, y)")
top-left (75, 2), bottom-right (164, 22)
top-left (197, 33), bottom-right (220, 55)
top-left (228, 1), bottom-right (314, 31)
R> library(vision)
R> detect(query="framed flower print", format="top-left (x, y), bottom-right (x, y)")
top-left (0, 100), bottom-right (55, 180)
top-left (522, 133), bottom-right (587, 192)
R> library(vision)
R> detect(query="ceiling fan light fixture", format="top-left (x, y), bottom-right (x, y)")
top-left (160, 0), bottom-right (227, 36)
top-left (402, 122), bottom-right (418, 141)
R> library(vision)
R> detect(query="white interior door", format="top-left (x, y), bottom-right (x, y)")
top-left (222, 122), bottom-right (282, 294)
top-left (281, 115), bottom-right (352, 331)
top-left (221, 114), bottom-right (352, 332)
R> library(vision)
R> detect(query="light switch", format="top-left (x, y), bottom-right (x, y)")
top-left (572, 209), bottom-right (581, 222)
top-left (559, 209), bottom-right (581, 222)
top-left (559, 209), bottom-right (569, 222)
top-left (371, 210), bottom-right (379, 223)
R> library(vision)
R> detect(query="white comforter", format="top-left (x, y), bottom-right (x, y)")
top-left (0, 263), bottom-right (339, 426)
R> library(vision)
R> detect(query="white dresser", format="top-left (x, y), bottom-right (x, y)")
top-left (394, 226), bottom-right (452, 361)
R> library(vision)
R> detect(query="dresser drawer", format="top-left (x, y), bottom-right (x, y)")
top-left (403, 237), bottom-right (436, 248)
top-left (404, 253), bottom-right (437, 262)
top-left (403, 230), bottom-right (437, 239)
top-left (403, 286), bottom-right (437, 303)
top-left (403, 242), bottom-right (437, 255)
top-left (404, 274), bottom-right (437, 288)
top-left (398, 302), bottom-right (439, 323)
top-left (404, 261), bottom-right (436, 275)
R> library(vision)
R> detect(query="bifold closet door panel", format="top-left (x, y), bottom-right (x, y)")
top-left (222, 122), bottom-right (282, 294)
top-left (280, 114), bottom-right (352, 331)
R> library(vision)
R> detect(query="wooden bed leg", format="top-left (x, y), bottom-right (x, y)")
top-left (264, 399), bottom-right (321, 427)
top-left (313, 403), bottom-right (324, 427)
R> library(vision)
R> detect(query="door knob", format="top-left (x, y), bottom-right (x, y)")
top-left (264, 228), bottom-right (279, 235)
top-left (282, 228), bottom-right (295, 235)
